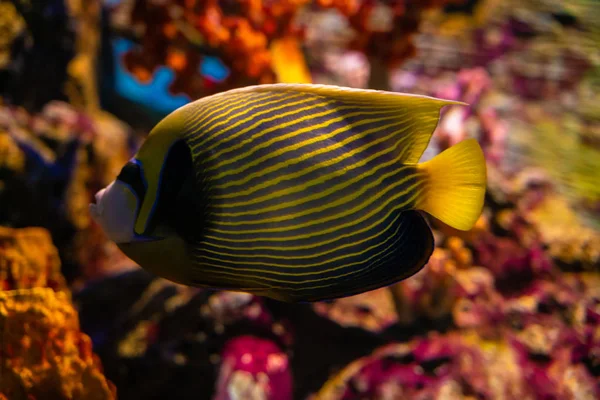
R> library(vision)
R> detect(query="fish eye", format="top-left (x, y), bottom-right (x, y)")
top-left (116, 160), bottom-right (147, 204)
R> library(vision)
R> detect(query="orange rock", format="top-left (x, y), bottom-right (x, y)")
top-left (0, 227), bottom-right (116, 399)
top-left (0, 227), bottom-right (68, 294)
top-left (0, 131), bottom-right (25, 173)
top-left (0, 288), bottom-right (117, 400)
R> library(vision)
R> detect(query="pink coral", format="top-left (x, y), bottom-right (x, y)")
top-left (474, 232), bottom-right (554, 293)
top-left (312, 288), bottom-right (398, 333)
top-left (214, 336), bottom-right (292, 400)
top-left (316, 328), bottom-right (599, 400)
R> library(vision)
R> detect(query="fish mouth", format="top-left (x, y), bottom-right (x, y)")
top-left (89, 189), bottom-right (106, 217)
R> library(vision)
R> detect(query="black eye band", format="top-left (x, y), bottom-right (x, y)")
top-left (116, 160), bottom-right (147, 204)
top-left (144, 140), bottom-right (194, 235)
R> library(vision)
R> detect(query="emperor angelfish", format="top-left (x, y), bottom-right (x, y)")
top-left (89, 84), bottom-right (486, 303)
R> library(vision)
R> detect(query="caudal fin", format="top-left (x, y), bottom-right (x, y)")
top-left (416, 139), bottom-right (486, 231)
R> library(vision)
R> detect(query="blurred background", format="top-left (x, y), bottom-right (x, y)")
top-left (0, 0), bottom-right (598, 399)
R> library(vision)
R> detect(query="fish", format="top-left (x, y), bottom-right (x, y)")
top-left (89, 84), bottom-right (486, 303)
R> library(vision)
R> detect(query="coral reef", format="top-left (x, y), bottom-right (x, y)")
top-left (314, 328), bottom-right (599, 399)
top-left (0, 289), bottom-right (117, 400)
top-left (0, 227), bottom-right (116, 400)
top-left (108, 0), bottom-right (462, 99)
top-left (388, 0), bottom-right (600, 222)
top-left (109, 0), bottom-right (314, 99)
top-left (313, 287), bottom-right (398, 333)
top-left (0, 0), bottom-right (76, 111)
top-left (0, 227), bottom-right (67, 293)
top-left (315, 0), bottom-right (466, 89)
top-left (0, 100), bottom-right (136, 282)
top-left (0, 0), bottom-right (598, 399)
top-left (487, 179), bottom-right (600, 270)
top-left (214, 335), bottom-right (292, 400)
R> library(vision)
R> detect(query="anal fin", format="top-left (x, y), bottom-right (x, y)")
top-left (295, 210), bottom-right (434, 303)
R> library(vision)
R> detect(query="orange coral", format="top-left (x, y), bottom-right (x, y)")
top-left (0, 288), bottom-right (117, 400)
top-left (0, 227), bottom-right (116, 400)
top-left (189, 0), bottom-right (311, 83)
top-left (115, 0), bottom-right (463, 97)
top-left (0, 227), bottom-right (68, 293)
top-left (119, 0), bottom-right (312, 99)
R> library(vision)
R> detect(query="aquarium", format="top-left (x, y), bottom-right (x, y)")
top-left (0, 0), bottom-right (598, 399)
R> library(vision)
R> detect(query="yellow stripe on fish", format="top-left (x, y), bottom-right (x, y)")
top-left (190, 92), bottom-right (311, 150)
top-left (186, 91), bottom-right (279, 134)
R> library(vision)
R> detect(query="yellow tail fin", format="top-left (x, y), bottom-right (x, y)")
top-left (416, 139), bottom-right (486, 231)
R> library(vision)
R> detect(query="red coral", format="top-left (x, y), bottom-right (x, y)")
top-left (317, 0), bottom-right (466, 68)
top-left (116, 0), bottom-right (314, 99)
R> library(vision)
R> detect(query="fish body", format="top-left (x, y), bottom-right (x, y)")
top-left (90, 84), bottom-right (486, 302)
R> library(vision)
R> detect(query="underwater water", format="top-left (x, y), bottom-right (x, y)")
top-left (0, 0), bottom-right (598, 399)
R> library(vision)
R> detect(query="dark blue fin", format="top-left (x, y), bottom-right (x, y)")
top-left (288, 210), bottom-right (434, 303)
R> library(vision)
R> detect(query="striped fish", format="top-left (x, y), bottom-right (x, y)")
top-left (90, 84), bottom-right (487, 302)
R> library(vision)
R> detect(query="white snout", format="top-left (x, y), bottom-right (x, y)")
top-left (89, 180), bottom-right (139, 244)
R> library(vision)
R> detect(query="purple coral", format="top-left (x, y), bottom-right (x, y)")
top-left (474, 233), bottom-right (554, 294)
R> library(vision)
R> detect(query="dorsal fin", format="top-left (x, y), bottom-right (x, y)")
top-left (192, 83), bottom-right (465, 164)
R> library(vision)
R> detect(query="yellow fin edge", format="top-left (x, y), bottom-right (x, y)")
top-left (200, 83), bottom-right (468, 109)
top-left (416, 138), bottom-right (487, 231)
